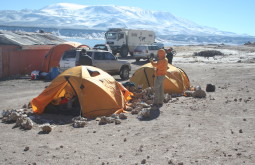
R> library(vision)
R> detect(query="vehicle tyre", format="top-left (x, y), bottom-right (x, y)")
top-left (135, 58), bottom-right (140, 62)
top-left (120, 66), bottom-right (130, 80)
top-left (112, 51), bottom-right (117, 56)
top-left (120, 46), bottom-right (128, 58)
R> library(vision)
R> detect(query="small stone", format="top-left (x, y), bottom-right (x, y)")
top-left (111, 114), bottom-right (118, 119)
top-left (99, 116), bottom-right (108, 125)
top-left (141, 159), bottom-right (146, 164)
top-left (124, 138), bottom-right (127, 142)
top-left (15, 115), bottom-right (27, 127)
top-left (119, 113), bottom-right (127, 119)
top-left (137, 108), bottom-right (151, 120)
top-left (239, 129), bottom-right (243, 133)
top-left (178, 163), bottom-right (184, 165)
top-left (21, 118), bottom-right (33, 130)
top-left (73, 120), bottom-right (86, 128)
top-left (131, 109), bottom-right (139, 114)
top-left (192, 89), bottom-right (206, 98)
top-left (41, 124), bottom-right (52, 133)
top-left (24, 146), bottom-right (29, 151)
top-left (243, 118), bottom-right (246, 121)
top-left (115, 119), bottom-right (121, 125)
top-left (168, 160), bottom-right (174, 164)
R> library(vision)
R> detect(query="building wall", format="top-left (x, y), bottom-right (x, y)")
top-left (0, 45), bottom-right (53, 79)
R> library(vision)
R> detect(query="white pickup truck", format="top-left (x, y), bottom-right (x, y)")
top-left (59, 48), bottom-right (131, 80)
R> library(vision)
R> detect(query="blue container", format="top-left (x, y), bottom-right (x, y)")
top-left (50, 67), bottom-right (60, 80)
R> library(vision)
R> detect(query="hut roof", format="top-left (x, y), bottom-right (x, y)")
top-left (0, 30), bottom-right (66, 46)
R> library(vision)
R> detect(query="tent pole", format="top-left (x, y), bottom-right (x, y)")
top-left (64, 76), bottom-right (82, 117)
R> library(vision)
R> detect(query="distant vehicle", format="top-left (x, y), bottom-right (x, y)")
top-left (93, 44), bottom-right (112, 54)
top-left (133, 45), bottom-right (159, 62)
top-left (105, 28), bottom-right (156, 57)
top-left (59, 49), bottom-right (131, 80)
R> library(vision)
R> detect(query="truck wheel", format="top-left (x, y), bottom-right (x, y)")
top-left (120, 67), bottom-right (129, 80)
top-left (135, 58), bottom-right (140, 62)
top-left (121, 46), bottom-right (128, 58)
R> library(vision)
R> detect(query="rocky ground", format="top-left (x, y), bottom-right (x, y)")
top-left (0, 45), bottom-right (254, 165)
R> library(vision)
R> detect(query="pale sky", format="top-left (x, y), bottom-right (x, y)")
top-left (1, 0), bottom-right (255, 36)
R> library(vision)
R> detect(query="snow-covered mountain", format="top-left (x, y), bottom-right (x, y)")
top-left (0, 3), bottom-right (241, 36)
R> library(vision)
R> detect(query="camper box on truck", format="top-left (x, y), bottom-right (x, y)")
top-left (105, 28), bottom-right (155, 57)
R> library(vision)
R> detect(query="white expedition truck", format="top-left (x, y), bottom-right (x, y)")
top-left (105, 28), bottom-right (156, 57)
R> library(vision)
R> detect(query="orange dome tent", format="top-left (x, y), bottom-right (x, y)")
top-left (31, 66), bottom-right (127, 118)
top-left (130, 63), bottom-right (190, 94)
top-left (41, 42), bottom-right (89, 72)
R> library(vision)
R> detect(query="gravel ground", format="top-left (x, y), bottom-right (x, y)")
top-left (0, 45), bottom-right (254, 165)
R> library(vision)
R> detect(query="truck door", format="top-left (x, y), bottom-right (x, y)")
top-left (118, 33), bottom-right (126, 45)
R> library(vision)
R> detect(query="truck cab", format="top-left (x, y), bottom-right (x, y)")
top-left (105, 28), bottom-right (128, 57)
top-left (105, 28), bottom-right (156, 58)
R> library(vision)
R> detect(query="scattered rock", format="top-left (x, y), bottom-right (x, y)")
top-left (41, 124), bottom-right (53, 133)
top-left (168, 160), bottom-right (174, 164)
top-left (111, 114), bottom-right (118, 119)
top-left (115, 119), bottom-right (121, 125)
top-left (73, 120), bottom-right (86, 128)
top-left (15, 115), bottom-right (28, 127)
top-left (137, 108), bottom-right (151, 120)
top-left (239, 129), bottom-right (243, 133)
top-left (192, 89), bottom-right (206, 98)
top-left (119, 113), bottom-right (127, 119)
top-left (164, 93), bottom-right (172, 103)
top-left (21, 117), bottom-right (33, 130)
top-left (22, 104), bottom-right (27, 108)
top-left (24, 146), bottom-right (29, 151)
top-left (72, 116), bottom-right (87, 122)
top-left (131, 109), bottom-right (140, 115)
top-left (98, 116), bottom-right (108, 125)
top-left (206, 84), bottom-right (216, 92)
top-left (141, 159), bottom-right (146, 164)
top-left (72, 116), bottom-right (87, 128)
top-left (125, 106), bottom-right (133, 111)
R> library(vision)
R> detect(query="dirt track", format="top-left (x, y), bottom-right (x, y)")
top-left (0, 45), bottom-right (255, 165)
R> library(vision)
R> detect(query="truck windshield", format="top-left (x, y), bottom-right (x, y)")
top-left (105, 32), bottom-right (117, 39)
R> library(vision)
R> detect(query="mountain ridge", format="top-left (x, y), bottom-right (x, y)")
top-left (0, 3), bottom-right (245, 37)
